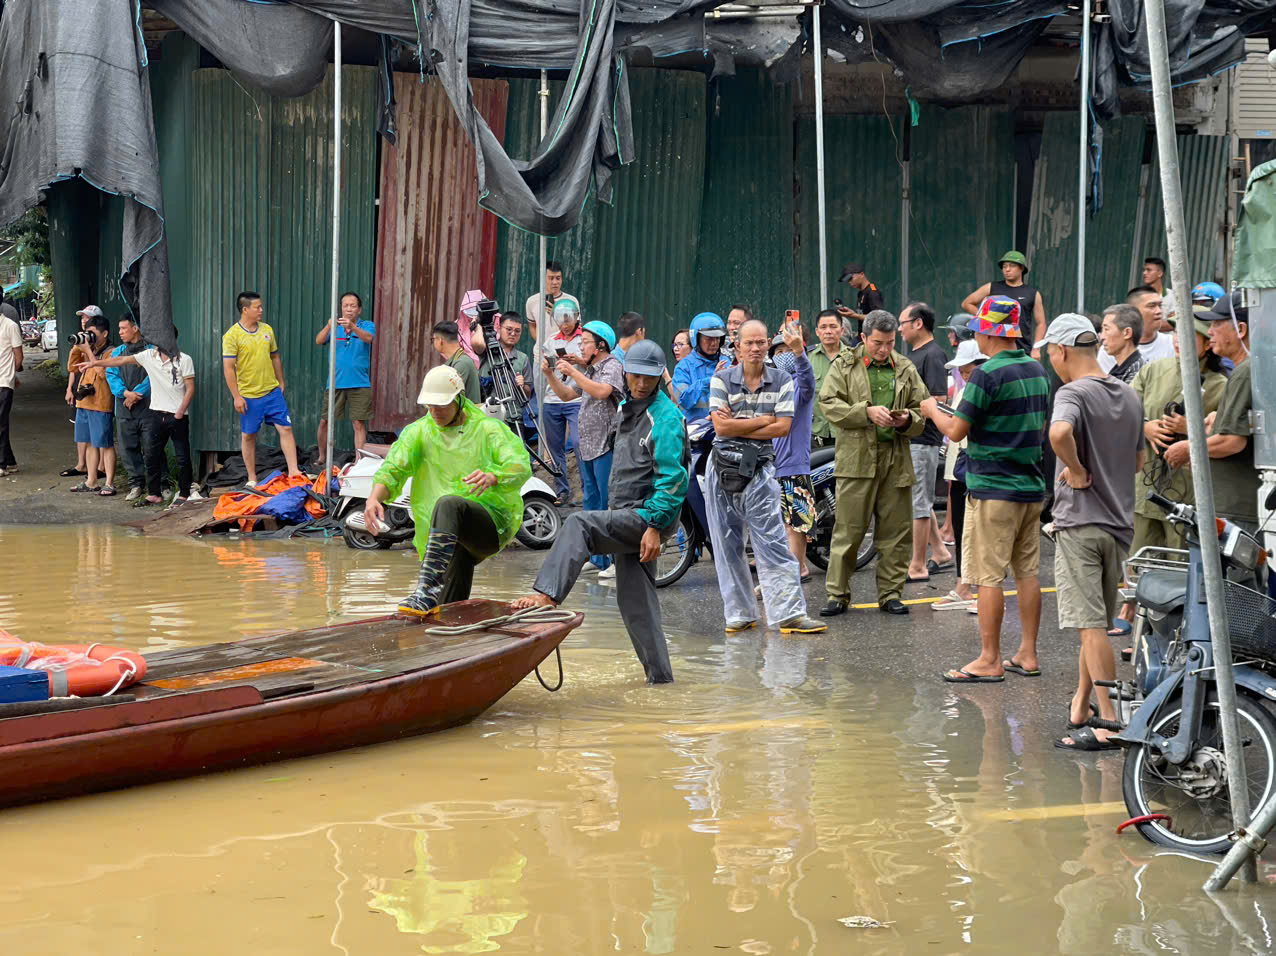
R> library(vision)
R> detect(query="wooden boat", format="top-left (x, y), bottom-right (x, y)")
top-left (0, 600), bottom-right (580, 808)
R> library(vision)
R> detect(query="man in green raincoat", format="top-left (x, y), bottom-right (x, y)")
top-left (364, 365), bottom-right (532, 617)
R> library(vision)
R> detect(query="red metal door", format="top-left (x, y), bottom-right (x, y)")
top-left (372, 76), bottom-right (508, 432)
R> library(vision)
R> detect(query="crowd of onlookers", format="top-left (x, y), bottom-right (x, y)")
top-left (0, 252), bottom-right (1261, 727)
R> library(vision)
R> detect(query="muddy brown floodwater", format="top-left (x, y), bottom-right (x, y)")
top-left (1, 525), bottom-right (1274, 954)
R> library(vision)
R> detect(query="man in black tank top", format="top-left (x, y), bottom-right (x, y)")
top-left (962, 251), bottom-right (1046, 358)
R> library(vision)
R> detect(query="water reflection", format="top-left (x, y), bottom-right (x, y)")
top-left (1, 525), bottom-right (1274, 953)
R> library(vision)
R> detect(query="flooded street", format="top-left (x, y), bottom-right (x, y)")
top-left (1, 525), bottom-right (1272, 954)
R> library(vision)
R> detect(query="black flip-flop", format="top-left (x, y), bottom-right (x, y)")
top-left (927, 560), bottom-right (955, 574)
top-left (907, 573), bottom-right (931, 583)
top-left (942, 668), bottom-right (1004, 683)
top-left (1067, 702), bottom-right (1099, 730)
top-left (59, 467), bottom-right (87, 477)
top-left (1054, 726), bottom-right (1119, 752)
top-left (1002, 659), bottom-right (1041, 677)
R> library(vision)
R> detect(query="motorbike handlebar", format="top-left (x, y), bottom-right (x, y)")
top-left (1147, 492), bottom-right (1177, 513)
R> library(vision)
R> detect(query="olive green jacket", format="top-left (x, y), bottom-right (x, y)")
top-left (1130, 354), bottom-right (1227, 517)
top-left (818, 346), bottom-right (928, 482)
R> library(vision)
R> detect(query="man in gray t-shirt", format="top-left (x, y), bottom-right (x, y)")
top-left (1039, 314), bottom-right (1145, 751)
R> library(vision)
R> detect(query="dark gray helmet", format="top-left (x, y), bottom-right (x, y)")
top-left (622, 339), bottom-right (667, 376)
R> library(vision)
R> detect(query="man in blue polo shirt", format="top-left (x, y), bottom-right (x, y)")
top-left (316, 291), bottom-right (375, 451)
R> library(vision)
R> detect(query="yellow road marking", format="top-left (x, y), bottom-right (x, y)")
top-left (849, 587), bottom-right (1058, 610)
top-left (983, 800), bottom-right (1128, 821)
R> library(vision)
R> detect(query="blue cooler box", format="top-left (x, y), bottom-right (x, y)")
top-left (0, 665), bottom-right (50, 703)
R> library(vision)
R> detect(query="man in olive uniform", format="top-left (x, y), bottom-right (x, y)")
top-left (818, 310), bottom-right (929, 616)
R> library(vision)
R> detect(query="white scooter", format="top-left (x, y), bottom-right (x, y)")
top-left (335, 444), bottom-right (561, 552)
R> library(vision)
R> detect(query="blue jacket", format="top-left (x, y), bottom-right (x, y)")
top-left (671, 350), bottom-right (719, 424)
top-left (107, 342), bottom-right (153, 418)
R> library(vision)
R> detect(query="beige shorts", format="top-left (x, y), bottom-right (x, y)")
top-left (1054, 524), bottom-right (1127, 630)
top-left (962, 497), bottom-right (1043, 588)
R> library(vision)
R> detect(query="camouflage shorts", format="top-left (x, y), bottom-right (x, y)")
top-left (778, 474), bottom-right (816, 535)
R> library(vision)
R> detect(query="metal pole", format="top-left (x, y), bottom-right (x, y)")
top-left (813, 4), bottom-right (828, 307)
top-left (1076, 0), bottom-right (1090, 312)
top-left (1207, 789), bottom-right (1276, 891)
top-left (901, 124), bottom-right (911, 305)
top-left (1144, 0), bottom-right (1255, 888)
top-left (536, 70), bottom-right (548, 443)
top-left (325, 22), bottom-right (342, 486)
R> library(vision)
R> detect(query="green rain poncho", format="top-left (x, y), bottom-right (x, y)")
top-left (373, 397), bottom-right (532, 557)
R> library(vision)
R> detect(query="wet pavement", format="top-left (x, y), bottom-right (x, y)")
top-left (1, 524), bottom-right (1273, 954)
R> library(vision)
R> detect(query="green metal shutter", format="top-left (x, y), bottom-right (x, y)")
top-left (1027, 113), bottom-right (1147, 316)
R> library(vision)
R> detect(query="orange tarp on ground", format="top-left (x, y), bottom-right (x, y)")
top-left (213, 473), bottom-right (326, 532)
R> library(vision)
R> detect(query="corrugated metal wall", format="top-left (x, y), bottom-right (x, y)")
top-left (165, 65), bottom-right (379, 453)
top-left (1134, 134), bottom-right (1230, 289)
top-left (693, 72), bottom-right (795, 325)
top-left (1027, 113), bottom-right (1147, 315)
top-left (494, 69), bottom-right (707, 352)
top-left (908, 107), bottom-right (1016, 316)
top-left (795, 115), bottom-right (903, 315)
top-left (794, 106), bottom-right (1014, 323)
top-left (46, 180), bottom-right (127, 365)
top-left (372, 76), bottom-right (508, 432)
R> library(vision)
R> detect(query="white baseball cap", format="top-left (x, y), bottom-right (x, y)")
top-left (1034, 312), bottom-right (1099, 350)
top-left (76, 304), bottom-right (104, 318)
top-left (945, 339), bottom-right (987, 369)
top-left (417, 365), bottom-right (466, 406)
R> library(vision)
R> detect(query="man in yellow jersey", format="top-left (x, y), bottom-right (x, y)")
top-left (222, 291), bottom-right (303, 485)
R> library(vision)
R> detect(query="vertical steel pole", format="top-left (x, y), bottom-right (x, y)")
top-left (536, 70), bottom-right (549, 440)
top-left (325, 22), bottom-right (342, 486)
top-left (1076, 0), bottom-right (1091, 312)
top-left (813, 5), bottom-right (829, 308)
top-left (1144, 0), bottom-right (1255, 888)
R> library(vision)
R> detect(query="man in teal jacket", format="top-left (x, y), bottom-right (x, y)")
top-left (365, 365), bottom-right (532, 617)
top-left (514, 340), bottom-right (688, 683)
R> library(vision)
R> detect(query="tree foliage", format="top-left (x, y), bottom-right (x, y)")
top-left (2, 207), bottom-right (51, 267)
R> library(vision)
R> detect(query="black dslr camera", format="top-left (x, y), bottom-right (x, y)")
top-left (67, 330), bottom-right (94, 345)
top-left (74, 381), bottom-right (96, 400)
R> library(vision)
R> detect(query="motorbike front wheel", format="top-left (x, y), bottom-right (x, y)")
top-left (806, 519), bottom-right (876, 572)
top-left (655, 512), bottom-right (698, 588)
top-left (1122, 693), bottom-right (1276, 854)
top-left (516, 496), bottom-right (561, 550)
top-left (343, 526), bottom-right (391, 551)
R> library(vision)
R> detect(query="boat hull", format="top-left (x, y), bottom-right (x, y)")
top-left (0, 609), bottom-right (575, 808)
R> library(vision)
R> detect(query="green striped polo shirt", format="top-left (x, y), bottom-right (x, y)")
top-left (953, 349), bottom-right (1049, 501)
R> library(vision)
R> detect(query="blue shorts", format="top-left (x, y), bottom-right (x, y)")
top-left (240, 388), bottom-right (293, 435)
top-left (74, 408), bottom-right (115, 449)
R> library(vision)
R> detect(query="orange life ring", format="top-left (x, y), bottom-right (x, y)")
top-left (0, 642), bottom-right (147, 697)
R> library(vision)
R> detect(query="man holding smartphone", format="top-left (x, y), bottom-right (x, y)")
top-left (817, 309), bottom-right (929, 616)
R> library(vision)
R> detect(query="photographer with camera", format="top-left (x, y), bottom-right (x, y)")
top-left (66, 311), bottom-right (117, 495)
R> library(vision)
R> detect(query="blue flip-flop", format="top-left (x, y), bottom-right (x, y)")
top-left (1106, 618), bottom-right (1132, 637)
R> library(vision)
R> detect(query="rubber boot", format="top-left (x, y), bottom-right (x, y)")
top-left (397, 532), bottom-right (458, 618)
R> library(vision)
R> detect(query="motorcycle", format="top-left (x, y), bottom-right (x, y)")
top-left (654, 429), bottom-right (875, 587)
top-left (1115, 491), bottom-right (1276, 854)
top-left (335, 446), bottom-right (561, 552)
top-left (804, 445), bottom-right (876, 574)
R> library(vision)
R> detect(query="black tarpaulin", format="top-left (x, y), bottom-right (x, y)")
top-left (0, 0), bottom-right (175, 351)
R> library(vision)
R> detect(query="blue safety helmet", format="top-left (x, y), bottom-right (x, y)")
top-left (690, 312), bottom-right (727, 338)
top-left (1191, 281), bottom-right (1226, 304)
top-left (582, 320), bottom-right (616, 351)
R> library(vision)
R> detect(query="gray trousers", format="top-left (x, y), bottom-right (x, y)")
top-left (116, 409), bottom-right (154, 489)
top-left (533, 509), bottom-right (673, 684)
top-left (705, 461), bottom-right (806, 627)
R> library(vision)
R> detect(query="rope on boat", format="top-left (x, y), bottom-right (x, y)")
top-left (424, 606), bottom-right (576, 636)
top-left (425, 605), bottom-right (574, 693)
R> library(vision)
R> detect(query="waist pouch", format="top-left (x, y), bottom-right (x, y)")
top-left (712, 439), bottom-right (769, 494)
